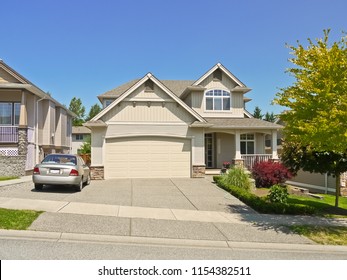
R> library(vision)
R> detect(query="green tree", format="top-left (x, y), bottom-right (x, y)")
top-left (253, 106), bottom-right (264, 119)
top-left (264, 112), bottom-right (276, 122)
top-left (78, 135), bottom-right (91, 154)
top-left (85, 103), bottom-right (102, 121)
top-left (69, 97), bottom-right (86, 126)
top-left (274, 30), bottom-right (347, 207)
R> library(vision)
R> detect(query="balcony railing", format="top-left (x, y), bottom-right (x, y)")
top-left (0, 126), bottom-right (18, 143)
top-left (241, 154), bottom-right (273, 169)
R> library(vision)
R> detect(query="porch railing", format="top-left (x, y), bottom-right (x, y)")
top-left (241, 154), bottom-right (273, 170)
top-left (0, 126), bottom-right (18, 143)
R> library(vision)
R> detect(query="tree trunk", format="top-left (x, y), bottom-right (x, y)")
top-left (335, 173), bottom-right (340, 208)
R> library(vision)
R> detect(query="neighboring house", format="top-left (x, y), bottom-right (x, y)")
top-left (85, 63), bottom-right (282, 179)
top-left (71, 126), bottom-right (91, 154)
top-left (0, 60), bottom-right (75, 176)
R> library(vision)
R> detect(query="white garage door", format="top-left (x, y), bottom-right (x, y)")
top-left (105, 136), bottom-right (191, 178)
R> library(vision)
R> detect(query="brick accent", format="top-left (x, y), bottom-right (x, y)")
top-left (17, 127), bottom-right (28, 156)
top-left (340, 186), bottom-right (347, 197)
top-left (0, 155), bottom-right (26, 177)
top-left (232, 159), bottom-right (244, 167)
top-left (192, 165), bottom-right (205, 178)
top-left (90, 166), bottom-right (104, 180)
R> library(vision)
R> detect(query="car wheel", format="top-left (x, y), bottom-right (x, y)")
top-left (35, 184), bottom-right (43, 191)
top-left (75, 178), bottom-right (83, 192)
top-left (85, 173), bottom-right (91, 186)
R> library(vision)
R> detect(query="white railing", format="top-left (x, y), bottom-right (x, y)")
top-left (0, 126), bottom-right (18, 143)
top-left (241, 154), bottom-right (273, 169)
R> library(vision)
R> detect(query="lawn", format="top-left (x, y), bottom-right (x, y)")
top-left (0, 208), bottom-right (42, 230)
top-left (287, 194), bottom-right (347, 217)
top-left (0, 176), bottom-right (19, 181)
top-left (289, 225), bottom-right (347, 245)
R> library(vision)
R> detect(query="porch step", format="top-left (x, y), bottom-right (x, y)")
top-left (205, 169), bottom-right (221, 175)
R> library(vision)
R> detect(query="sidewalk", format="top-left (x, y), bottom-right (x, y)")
top-left (0, 176), bottom-right (32, 187)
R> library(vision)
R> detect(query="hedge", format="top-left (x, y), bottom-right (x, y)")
top-left (213, 176), bottom-right (316, 215)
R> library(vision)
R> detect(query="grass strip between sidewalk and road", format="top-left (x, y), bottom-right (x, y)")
top-left (0, 208), bottom-right (43, 230)
top-left (0, 176), bottom-right (19, 181)
top-left (289, 225), bottom-right (347, 245)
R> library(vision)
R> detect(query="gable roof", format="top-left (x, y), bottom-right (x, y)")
top-left (193, 63), bottom-right (250, 93)
top-left (91, 73), bottom-right (206, 123)
top-left (98, 79), bottom-right (195, 100)
top-left (0, 60), bottom-right (76, 117)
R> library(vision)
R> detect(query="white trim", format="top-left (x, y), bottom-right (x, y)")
top-left (105, 134), bottom-right (194, 140)
top-left (193, 63), bottom-right (246, 88)
top-left (105, 121), bottom-right (188, 126)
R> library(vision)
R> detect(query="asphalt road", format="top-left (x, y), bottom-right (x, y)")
top-left (1, 237), bottom-right (347, 260)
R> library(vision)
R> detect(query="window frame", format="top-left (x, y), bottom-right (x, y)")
top-left (240, 133), bottom-right (255, 155)
top-left (204, 89), bottom-right (231, 112)
top-left (0, 102), bottom-right (21, 126)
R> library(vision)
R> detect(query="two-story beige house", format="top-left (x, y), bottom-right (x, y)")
top-left (85, 63), bottom-right (282, 179)
top-left (0, 60), bottom-right (75, 176)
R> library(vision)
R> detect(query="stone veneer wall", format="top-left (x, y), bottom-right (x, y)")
top-left (192, 165), bottom-right (205, 178)
top-left (0, 156), bottom-right (26, 177)
top-left (90, 166), bottom-right (104, 180)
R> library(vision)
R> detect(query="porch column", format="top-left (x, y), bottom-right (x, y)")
top-left (272, 130), bottom-right (279, 160)
top-left (19, 90), bottom-right (28, 128)
top-left (235, 131), bottom-right (242, 159)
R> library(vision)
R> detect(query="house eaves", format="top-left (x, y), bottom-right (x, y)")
top-left (91, 73), bottom-right (207, 124)
top-left (205, 118), bottom-right (283, 130)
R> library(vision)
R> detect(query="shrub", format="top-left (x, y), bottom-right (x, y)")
top-left (268, 184), bottom-right (289, 204)
top-left (221, 166), bottom-right (251, 191)
top-left (213, 176), bottom-right (315, 215)
top-left (252, 161), bottom-right (292, 188)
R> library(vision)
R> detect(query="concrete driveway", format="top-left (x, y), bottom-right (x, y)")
top-left (0, 177), bottom-right (254, 213)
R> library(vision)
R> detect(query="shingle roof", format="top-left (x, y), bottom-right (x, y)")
top-left (72, 126), bottom-right (91, 134)
top-left (98, 79), bottom-right (195, 99)
top-left (205, 118), bottom-right (283, 129)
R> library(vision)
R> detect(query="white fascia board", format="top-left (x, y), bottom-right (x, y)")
top-left (193, 62), bottom-right (246, 88)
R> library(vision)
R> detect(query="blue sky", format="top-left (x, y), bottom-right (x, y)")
top-left (1, 0), bottom-right (346, 115)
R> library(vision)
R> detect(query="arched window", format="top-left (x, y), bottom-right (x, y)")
top-left (205, 90), bottom-right (231, 111)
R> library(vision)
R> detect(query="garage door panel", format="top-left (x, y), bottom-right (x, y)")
top-left (105, 137), bottom-right (191, 178)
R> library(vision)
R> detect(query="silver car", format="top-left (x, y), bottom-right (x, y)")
top-left (32, 154), bottom-right (91, 192)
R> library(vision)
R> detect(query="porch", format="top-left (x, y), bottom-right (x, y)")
top-left (204, 131), bottom-right (278, 171)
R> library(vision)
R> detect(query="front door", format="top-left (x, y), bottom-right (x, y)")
top-left (204, 133), bottom-right (214, 168)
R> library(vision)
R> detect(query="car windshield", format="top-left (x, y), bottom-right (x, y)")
top-left (42, 155), bottom-right (77, 165)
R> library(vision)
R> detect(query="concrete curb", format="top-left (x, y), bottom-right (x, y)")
top-left (1, 229), bottom-right (347, 252)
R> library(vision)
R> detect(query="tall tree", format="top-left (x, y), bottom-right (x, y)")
top-left (69, 97), bottom-right (86, 126)
top-left (85, 103), bottom-right (102, 121)
top-left (273, 30), bottom-right (347, 207)
top-left (253, 106), bottom-right (263, 119)
top-left (264, 112), bottom-right (276, 123)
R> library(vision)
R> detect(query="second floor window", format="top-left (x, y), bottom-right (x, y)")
top-left (75, 134), bottom-right (84, 140)
top-left (205, 90), bottom-right (231, 111)
top-left (0, 102), bottom-right (20, 126)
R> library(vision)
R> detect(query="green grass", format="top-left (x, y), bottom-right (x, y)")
top-left (0, 176), bottom-right (19, 181)
top-left (0, 208), bottom-right (43, 230)
top-left (289, 225), bottom-right (347, 245)
top-left (287, 194), bottom-right (347, 217)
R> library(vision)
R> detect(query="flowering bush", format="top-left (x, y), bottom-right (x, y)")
top-left (222, 161), bottom-right (231, 168)
top-left (251, 161), bottom-right (292, 188)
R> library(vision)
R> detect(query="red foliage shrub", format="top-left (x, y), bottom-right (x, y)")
top-left (251, 161), bottom-right (293, 188)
